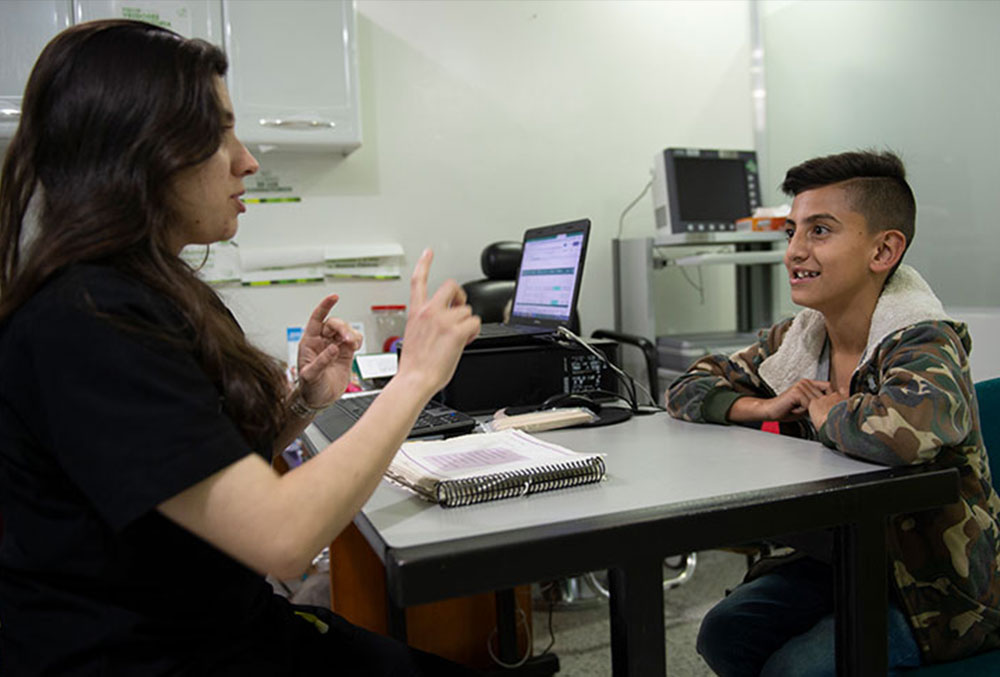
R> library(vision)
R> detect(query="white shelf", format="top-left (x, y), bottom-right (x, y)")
top-left (666, 249), bottom-right (786, 267)
top-left (654, 230), bottom-right (786, 246)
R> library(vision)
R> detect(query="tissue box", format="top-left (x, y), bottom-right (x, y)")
top-left (735, 216), bottom-right (787, 232)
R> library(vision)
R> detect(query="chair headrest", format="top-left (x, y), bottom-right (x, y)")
top-left (480, 241), bottom-right (522, 280)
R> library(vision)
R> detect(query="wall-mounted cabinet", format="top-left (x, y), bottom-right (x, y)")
top-left (0, 1), bottom-right (73, 139)
top-left (74, 0), bottom-right (223, 41)
top-left (0, 0), bottom-right (361, 154)
top-left (223, 0), bottom-right (361, 154)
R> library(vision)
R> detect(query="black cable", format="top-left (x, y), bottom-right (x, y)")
top-left (536, 589), bottom-right (557, 657)
top-left (616, 178), bottom-right (653, 239)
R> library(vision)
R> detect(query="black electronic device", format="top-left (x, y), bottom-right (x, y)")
top-left (651, 148), bottom-right (761, 236)
top-left (439, 338), bottom-right (619, 415)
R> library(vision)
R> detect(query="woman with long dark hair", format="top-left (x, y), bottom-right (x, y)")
top-left (0, 20), bottom-right (480, 675)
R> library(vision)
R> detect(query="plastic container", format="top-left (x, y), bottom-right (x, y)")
top-left (656, 331), bottom-right (758, 371)
top-left (371, 305), bottom-right (406, 353)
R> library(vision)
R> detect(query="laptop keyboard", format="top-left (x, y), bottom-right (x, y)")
top-left (471, 323), bottom-right (556, 347)
top-left (316, 392), bottom-right (477, 440)
top-left (476, 323), bottom-right (541, 338)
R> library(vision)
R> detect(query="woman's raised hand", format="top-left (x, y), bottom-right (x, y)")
top-left (396, 249), bottom-right (481, 397)
top-left (297, 294), bottom-right (364, 408)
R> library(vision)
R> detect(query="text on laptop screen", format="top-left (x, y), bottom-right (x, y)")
top-left (511, 232), bottom-right (585, 321)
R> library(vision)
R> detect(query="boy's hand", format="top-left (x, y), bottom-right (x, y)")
top-left (807, 390), bottom-right (849, 430)
top-left (773, 378), bottom-right (832, 421)
top-left (729, 379), bottom-right (831, 423)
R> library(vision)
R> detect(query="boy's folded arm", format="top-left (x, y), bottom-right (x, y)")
top-left (666, 333), bottom-right (775, 423)
top-left (818, 325), bottom-right (972, 466)
top-left (703, 388), bottom-right (747, 424)
top-left (666, 363), bottom-right (733, 422)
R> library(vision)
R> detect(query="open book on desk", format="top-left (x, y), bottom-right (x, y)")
top-left (385, 429), bottom-right (606, 508)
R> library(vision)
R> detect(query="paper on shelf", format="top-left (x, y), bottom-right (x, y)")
top-left (194, 242), bottom-right (406, 285)
top-left (325, 243), bottom-right (404, 279)
top-left (180, 241), bottom-right (241, 283)
top-left (325, 262), bottom-right (401, 279)
top-left (240, 245), bottom-right (325, 272)
top-left (355, 353), bottom-right (398, 379)
top-left (324, 243), bottom-right (404, 261)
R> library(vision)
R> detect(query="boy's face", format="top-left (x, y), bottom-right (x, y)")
top-left (783, 183), bottom-right (885, 316)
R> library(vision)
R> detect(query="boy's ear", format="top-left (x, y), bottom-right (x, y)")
top-left (870, 230), bottom-right (907, 274)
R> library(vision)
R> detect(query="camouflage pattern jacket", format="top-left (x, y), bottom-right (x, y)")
top-left (666, 265), bottom-right (1000, 662)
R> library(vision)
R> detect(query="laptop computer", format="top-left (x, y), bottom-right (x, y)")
top-left (470, 218), bottom-right (590, 346)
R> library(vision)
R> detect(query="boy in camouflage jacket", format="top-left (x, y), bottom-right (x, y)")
top-left (667, 151), bottom-right (1000, 673)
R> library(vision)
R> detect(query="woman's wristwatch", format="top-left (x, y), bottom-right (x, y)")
top-left (288, 385), bottom-right (328, 419)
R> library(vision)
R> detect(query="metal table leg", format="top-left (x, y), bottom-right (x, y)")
top-left (609, 558), bottom-right (666, 676)
top-left (834, 517), bottom-right (888, 675)
top-left (386, 596), bottom-right (407, 641)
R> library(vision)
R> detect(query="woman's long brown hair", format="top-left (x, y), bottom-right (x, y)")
top-left (0, 20), bottom-right (287, 449)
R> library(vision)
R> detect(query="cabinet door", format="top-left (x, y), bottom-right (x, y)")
top-left (223, 0), bottom-right (361, 154)
top-left (74, 0), bottom-right (223, 43)
top-left (0, 0), bottom-right (73, 139)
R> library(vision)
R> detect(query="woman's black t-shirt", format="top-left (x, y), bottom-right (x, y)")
top-left (0, 265), bottom-right (313, 675)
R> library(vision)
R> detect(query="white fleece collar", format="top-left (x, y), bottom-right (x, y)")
top-left (757, 265), bottom-right (951, 395)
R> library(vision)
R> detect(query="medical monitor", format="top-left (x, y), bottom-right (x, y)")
top-left (651, 148), bottom-right (761, 237)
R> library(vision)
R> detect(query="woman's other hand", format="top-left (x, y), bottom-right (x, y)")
top-left (396, 249), bottom-right (481, 398)
top-left (297, 295), bottom-right (363, 408)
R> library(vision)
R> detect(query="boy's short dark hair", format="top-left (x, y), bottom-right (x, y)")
top-left (781, 150), bottom-right (916, 257)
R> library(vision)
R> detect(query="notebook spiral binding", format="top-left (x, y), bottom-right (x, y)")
top-left (435, 456), bottom-right (607, 508)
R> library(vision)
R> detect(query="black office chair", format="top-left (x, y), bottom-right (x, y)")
top-left (462, 241), bottom-right (520, 324)
top-left (463, 241), bottom-right (693, 601)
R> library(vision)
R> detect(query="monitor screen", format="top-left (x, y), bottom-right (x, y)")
top-left (652, 148), bottom-right (760, 236)
top-left (511, 230), bottom-right (586, 322)
top-left (674, 157), bottom-right (751, 223)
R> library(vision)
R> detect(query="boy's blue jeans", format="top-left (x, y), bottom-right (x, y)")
top-left (696, 556), bottom-right (922, 676)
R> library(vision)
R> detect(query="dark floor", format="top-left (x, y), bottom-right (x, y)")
top-left (527, 550), bottom-right (746, 676)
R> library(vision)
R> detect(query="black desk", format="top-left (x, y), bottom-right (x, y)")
top-left (306, 413), bottom-right (958, 675)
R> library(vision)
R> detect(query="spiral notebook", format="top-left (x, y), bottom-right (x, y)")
top-left (384, 429), bottom-right (606, 508)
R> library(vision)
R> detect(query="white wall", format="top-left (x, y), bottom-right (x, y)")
top-left (760, 0), bottom-right (1000, 321)
top-left (221, 0), bottom-right (756, 360)
top-left (947, 308), bottom-right (1000, 382)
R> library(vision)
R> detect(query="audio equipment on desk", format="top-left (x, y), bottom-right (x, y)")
top-left (439, 337), bottom-right (619, 415)
top-left (553, 326), bottom-right (663, 414)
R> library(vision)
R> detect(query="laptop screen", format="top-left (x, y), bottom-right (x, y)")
top-left (510, 219), bottom-right (590, 325)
